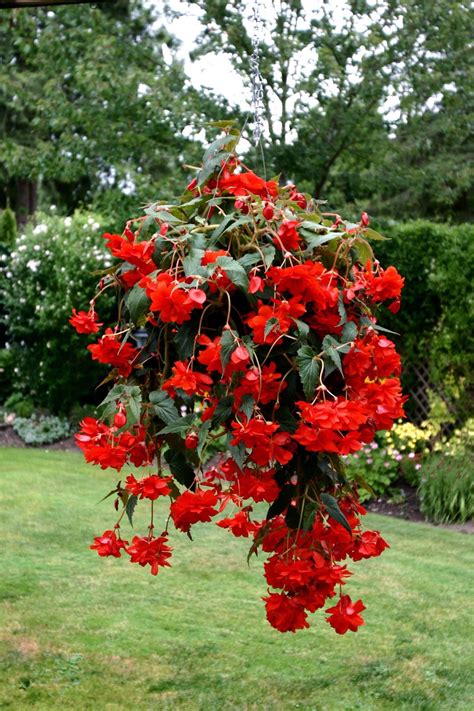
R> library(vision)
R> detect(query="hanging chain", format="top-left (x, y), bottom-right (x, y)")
top-left (249, 4), bottom-right (265, 143)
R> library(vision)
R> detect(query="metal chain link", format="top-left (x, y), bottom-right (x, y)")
top-left (249, 4), bottom-right (265, 143)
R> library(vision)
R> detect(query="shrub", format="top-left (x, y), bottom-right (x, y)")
top-left (0, 210), bottom-right (114, 414)
top-left (13, 414), bottom-right (71, 446)
top-left (4, 391), bottom-right (35, 418)
top-left (418, 453), bottom-right (474, 524)
top-left (344, 440), bottom-right (400, 502)
top-left (0, 348), bottom-right (14, 403)
top-left (0, 207), bottom-right (17, 248)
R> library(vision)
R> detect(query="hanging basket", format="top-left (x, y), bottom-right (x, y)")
top-left (72, 126), bottom-right (405, 634)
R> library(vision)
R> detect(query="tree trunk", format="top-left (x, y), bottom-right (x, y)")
top-left (15, 179), bottom-right (37, 225)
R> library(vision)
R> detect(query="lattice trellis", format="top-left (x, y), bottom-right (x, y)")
top-left (404, 361), bottom-right (456, 434)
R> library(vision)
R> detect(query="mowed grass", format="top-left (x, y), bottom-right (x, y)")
top-left (0, 449), bottom-right (473, 711)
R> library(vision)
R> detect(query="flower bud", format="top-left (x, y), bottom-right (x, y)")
top-left (185, 431), bottom-right (199, 450)
top-left (361, 212), bottom-right (370, 227)
top-left (262, 203), bottom-right (274, 220)
top-left (114, 407), bottom-right (127, 428)
top-left (235, 200), bottom-right (249, 214)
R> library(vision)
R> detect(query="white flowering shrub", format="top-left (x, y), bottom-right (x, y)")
top-left (1, 211), bottom-right (113, 413)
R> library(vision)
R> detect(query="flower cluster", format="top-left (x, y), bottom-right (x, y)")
top-left (72, 128), bottom-right (404, 635)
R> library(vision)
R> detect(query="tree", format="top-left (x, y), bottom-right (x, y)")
top-left (366, 0), bottom-right (473, 220)
top-left (181, 1), bottom-right (395, 199)
top-left (177, 0), bottom-right (473, 220)
top-left (0, 0), bottom-right (229, 223)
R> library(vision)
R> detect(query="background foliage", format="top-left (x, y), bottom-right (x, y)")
top-left (0, 211), bottom-right (113, 414)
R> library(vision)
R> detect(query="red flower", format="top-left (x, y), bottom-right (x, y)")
top-left (217, 510), bottom-right (256, 537)
top-left (87, 329), bottom-right (139, 377)
top-left (197, 335), bottom-right (223, 373)
top-left (246, 298), bottom-right (305, 345)
top-left (125, 474), bottom-right (172, 500)
top-left (350, 530), bottom-right (389, 561)
top-left (162, 360), bottom-right (213, 397)
top-left (325, 595), bottom-right (366, 634)
top-left (127, 534), bottom-right (173, 575)
top-left (75, 417), bottom-right (128, 471)
top-left (69, 308), bottom-right (102, 334)
top-left (218, 169), bottom-right (279, 199)
top-left (170, 490), bottom-right (219, 532)
top-left (90, 529), bottom-right (128, 558)
top-left (201, 250), bottom-right (233, 292)
top-left (365, 265), bottom-right (404, 303)
top-left (143, 272), bottom-right (206, 324)
top-left (263, 592), bottom-right (309, 633)
top-left (275, 220), bottom-right (301, 251)
top-left (231, 471), bottom-right (280, 503)
top-left (234, 362), bottom-right (287, 406)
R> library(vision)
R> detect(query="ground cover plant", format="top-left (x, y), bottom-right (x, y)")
top-left (71, 128), bottom-right (405, 635)
top-left (0, 449), bottom-right (473, 710)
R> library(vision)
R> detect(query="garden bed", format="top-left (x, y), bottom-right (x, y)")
top-left (366, 479), bottom-right (473, 534)
top-left (0, 424), bottom-right (77, 451)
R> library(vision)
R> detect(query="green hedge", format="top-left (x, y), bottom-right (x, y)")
top-left (375, 220), bottom-right (474, 420)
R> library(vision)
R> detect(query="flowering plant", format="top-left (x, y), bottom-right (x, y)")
top-left (72, 127), bottom-right (405, 634)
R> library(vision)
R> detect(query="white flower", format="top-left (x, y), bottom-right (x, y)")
top-left (33, 224), bottom-right (48, 235)
top-left (26, 259), bottom-right (40, 272)
top-left (64, 217), bottom-right (72, 227)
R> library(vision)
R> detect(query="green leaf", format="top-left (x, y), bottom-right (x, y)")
top-left (261, 244), bottom-right (276, 269)
top-left (337, 292), bottom-right (347, 326)
top-left (301, 501), bottom-right (317, 531)
top-left (164, 449), bottom-right (195, 489)
top-left (197, 421), bottom-right (212, 458)
top-left (125, 495), bottom-right (138, 527)
top-left (174, 320), bottom-right (199, 359)
top-left (125, 284), bottom-right (150, 324)
top-left (202, 132), bottom-right (239, 164)
top-left (320, 493), bottom-right (352, 534)
top-left (227, 438), bottom-right (246, 469)
top-left (220, 329), bottom-right (237, 369)
top-left (301, 230), bottom-right (339, 250)
top-left (198, 152), bottom-right (231, 187)
top-left (322, 336), bottom-right (344, 375)
top-left (211, 214), bottom-right (252, 243)
top-left (212, 396), bottom-right (233, 426)
top-left (264, 317), bottom-right (279, 340)
top-left (149, 390), bottom-right (180, 425)
top-left (240, 394), bottom-right (255, 420)
top-left (266, 485), bottom-right (294, 521)
top-left (361, 227), bottom-right (388, 241)
top-left (296, 345), bottom-right (320, 400)
top-left (294, 318), bottom-right (309, 341)
top-left (354, 237), bottom-right (374, 265)
top-left (158, 414), bottom-right (195, 435)
top-left (128, 390), bottom-right (142, 424)
top-left (215, 256), bottom-right (249, 290)
top-left (99, 384), bottom-right (127, 407)
top-left (144, 207), bottom-right (184, 224)
top-left (238, 253), bottom-right (261, 269)
top-left (183, 247), bottom-right (205, 277)
top-left (342, 321), bottom-right (358, 343)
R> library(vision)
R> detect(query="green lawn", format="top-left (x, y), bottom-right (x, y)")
top-left (0, 448), bottom-right (473, 710)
